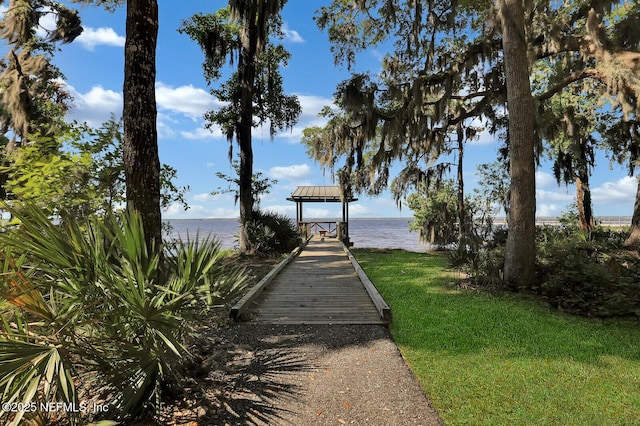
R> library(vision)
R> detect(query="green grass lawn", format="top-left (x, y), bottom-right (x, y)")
top-left (354, 249), bottom-right (640, 426)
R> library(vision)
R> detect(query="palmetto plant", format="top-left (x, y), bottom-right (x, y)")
top-left (0, 204), bottom-right (248, 425)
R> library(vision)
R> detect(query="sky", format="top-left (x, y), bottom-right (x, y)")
top-left (14, 1), bottom-right (639, 219)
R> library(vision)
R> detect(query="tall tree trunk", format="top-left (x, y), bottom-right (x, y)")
top-left (456, 124), bottom-right (466, 247)
top-left (123, 0), bottom-right (162, 250)
top-left (500, 0), bottom-right (537, 288)
top-left (624, 176), bottom-right (640, 249)
top-left (237, 105), bottom-right (254, 253)
top-left (237, 2), bottom-right (259, 253)
top-left (576, 174), bottom-right (595, 232)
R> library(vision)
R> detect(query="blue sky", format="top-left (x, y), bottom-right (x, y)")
top-left (17, 1), bottom-right (638, 218)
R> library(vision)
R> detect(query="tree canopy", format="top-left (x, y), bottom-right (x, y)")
top-left (180, 2), bottom-right (300, 253)
top-left (308, 0), bottom-right (640, 285)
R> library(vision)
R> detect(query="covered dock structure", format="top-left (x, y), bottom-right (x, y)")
top-left (287, 186), bottom-right (357, 246)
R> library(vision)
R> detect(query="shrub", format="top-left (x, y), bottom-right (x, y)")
top-left (246, 209), bottom-right (300, 256)
top-left (447, 246), bottom-right (505, 291)
top-left (536, 228), bottom-right (640, 317)
top-left (0, 204), bottom-right (248, 425)
top-left (450, 223), bottom-right (640, 317)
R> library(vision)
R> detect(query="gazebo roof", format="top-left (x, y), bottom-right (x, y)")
top-left (287, 186), bottom-right (357, 203)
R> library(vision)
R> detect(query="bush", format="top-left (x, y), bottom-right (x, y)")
top-left (447, 246), bottom-right (505, 291)
top-left (536, 228), bottom-right (640, 317)
top-left (450, 223), bottom-right (640, 317)
top-left (0, 204), bottom-right (248, 425)
top-left (246, 209), bottom-right (300, 256)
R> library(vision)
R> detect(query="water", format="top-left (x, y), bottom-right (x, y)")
top-left (165, 218), bottom-right (430, 252)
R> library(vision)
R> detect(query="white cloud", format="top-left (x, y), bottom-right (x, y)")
top-left (67, 84), bottom-right (122, 126)
top-left (35, 8), bottom-right (57, 39)
top-left (534, 176), bottom-right (573, 217)
top-left (278, 94), bottom-right (335, 143)
top-left (468, 131), bottom-right (499, 146)
top-left (76, 27), bottom-right (125, 50)
top-left (163, 203), bottom-right (237, 219)
top-left (592, 176), bottom-right (637, 204)
top-left (536, 188), bottom-right (573, 203)
top-left (262, 204), bottom-right (296, 217)
top-left (193, 193), bottom-right (219, 202)
top-left (269, 164), bottom-right (312, 180)
top-left (532, 175), bottom-right (637, 217)
top-left (536, 171), bottom-right (557, 188)
top-left (181, 126), bottom-right (224, 141)
top-left (155, 83), bottom-right (221, 119)
top-left (349, 204), bottom-right (372, 217)
top-left (283, 23), bottom-right (305, 43)
top-left (66, 81), bottom-right (225, 135)
top-left (537, 204), bottom-right (562, 217)
top-left (305, 208), bottom-right (334, 218)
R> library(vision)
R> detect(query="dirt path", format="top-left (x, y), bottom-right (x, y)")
top-left (181, 323), bottom-right (443, 425)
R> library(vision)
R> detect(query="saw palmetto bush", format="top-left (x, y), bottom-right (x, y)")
top-left (0, 204), bottom-right (248, 425)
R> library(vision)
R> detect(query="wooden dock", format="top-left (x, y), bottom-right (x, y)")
top-left (231, 237), bottom-right (391, 325)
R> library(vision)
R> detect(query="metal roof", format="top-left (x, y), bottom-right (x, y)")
top-left (287, 186), bottom-right (357, 203)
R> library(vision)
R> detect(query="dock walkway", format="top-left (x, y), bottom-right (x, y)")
top-left (232, 238), bottom-right (390, 325)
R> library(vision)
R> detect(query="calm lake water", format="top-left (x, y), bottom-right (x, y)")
top-left (165, 218), bottom-right (430, 252)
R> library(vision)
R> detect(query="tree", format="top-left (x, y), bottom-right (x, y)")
top-left (497, 0), bottom-right (536, 287)
top-left (600, 116), bottom-right (640, 248)
top-left (1, 118), bottom-right (189, 218)
top-left (312, 0), bottom-right (510, 267)
top-left (212, 159), bottom-right (277, 208)
top-left (72, 0), bottom-right (162, 250)
top-left (180, 3), bottom-right (300, 253)
top-left (122, 0), bottom-right (161, 250)
top-left (0, 0), bottom-right (84, 204)
top-left (475, 160), bottom-right (511, 221)
top-left (313, 0), bottom-right (640, 287)
top-left (406, 179), bottom-right (463, 249)
top-left (0, 204), bottom-right (247, 424)
top-left (541, 90), bottom-right (599, 231)
top-left (0, 0), bottom-right (81, 149)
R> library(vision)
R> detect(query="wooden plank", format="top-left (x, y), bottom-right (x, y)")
top-left (236, 237), bottom-right (391, 325)
top-left (229, 241), bottom-right (307, 319)
top-left (341, 242), bottom-right (393, 323)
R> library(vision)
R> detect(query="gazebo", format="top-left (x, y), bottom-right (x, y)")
top-left (287, 186), bottom-right (357, 246)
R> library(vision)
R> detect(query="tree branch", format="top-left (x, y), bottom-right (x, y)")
top-left (535, 68), bottom-right (603, 102)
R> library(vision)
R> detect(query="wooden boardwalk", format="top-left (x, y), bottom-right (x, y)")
top-left (232, 238), bottom-right (390, 325)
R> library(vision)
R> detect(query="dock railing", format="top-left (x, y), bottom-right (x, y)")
top-left (297, 221), bottom-right (339, 239)
top-left (298, 221), bottom-right (351, 246)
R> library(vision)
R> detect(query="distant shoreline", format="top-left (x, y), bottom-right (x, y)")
top-left (164, 216), bottom-right (632, 224)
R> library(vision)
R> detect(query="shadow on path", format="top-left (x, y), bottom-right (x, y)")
top-left (157, 323), bottom-right (442, 425)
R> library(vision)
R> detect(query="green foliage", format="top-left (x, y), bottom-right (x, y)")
top-left (3, 135), bottom-right (97, 217)
top-left (557, 202), bottom-right (580, 229)
top-left (448, 218), bottom-right (640, 317)
top-left (475, 161), bottom-right (510, 218)
top-left (179, 6), bottom-right (301, 147)
top-left (406, 172), bottom-right (499, 254)
top-left (0, 203), bottom-right (247, 424)
top-left (213, 159), bottom-right (278, 206)
top-left (448, 246), bottom-right (505, 291)
top-left (536, 227), bottom-right (640, 317)
top-left (180, 3), bottom-right (300, 252)
top-left (0, 0), bottom-right (80, 146)
top-left (245, 209), bottom-right (300, 256)
top-left (2, 119), bottom-right (189, 217)
top-left (406, 179), bottom-right (458, 248)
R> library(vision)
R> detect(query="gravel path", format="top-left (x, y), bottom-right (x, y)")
top-left (206, 323), bottom-right (443, 425)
